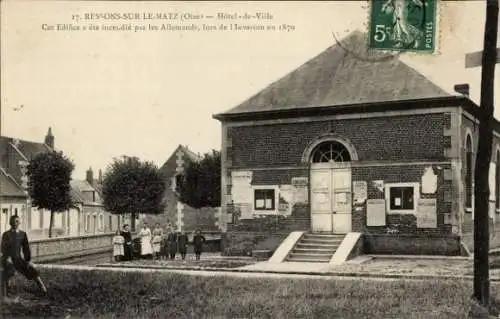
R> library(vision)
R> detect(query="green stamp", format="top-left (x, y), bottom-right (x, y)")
top-left (369, 0), bottom-right (437, 53)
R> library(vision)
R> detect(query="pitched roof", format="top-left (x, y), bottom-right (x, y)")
top-left (92, 179), bottom-right (103, 196)
top-left (0, 136), bottom-right (51, 162)
top-left (181, 145), bottom-right (201, 162)
top-left (70, 186), bottom-right (85, 203)
top-left (216, 30), bottom-right (450, 116)
top-left (0, 168), bottom-right (26, 198)
top-left (70, 179), bottom-right (95, 193)
top-left (160, 145), bottom-right (201, 178)
top-left (70, 179), bottom-right (103, 206)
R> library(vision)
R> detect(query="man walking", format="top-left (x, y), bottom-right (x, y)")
top-left (1, 215), bottom-right (47, 295)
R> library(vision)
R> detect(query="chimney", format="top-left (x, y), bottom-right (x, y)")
top-left (98, 169), bottom-right (102, 184)
top-left (86, 167), bottom-right (93, 186)
top-left (454, 84), bottom-right (470, 97)
top-left (44, 127), bottom-right (54, 149)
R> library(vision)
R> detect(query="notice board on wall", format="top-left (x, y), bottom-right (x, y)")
top-left (366, 199), bottom-right (386, 226)
top-left (417, 198), bottom-right (437, 228)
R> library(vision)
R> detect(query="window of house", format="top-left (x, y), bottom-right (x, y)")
top-left (173, 174), bottom-right (183, 193)
top-left (496, 150), bottom-right (500, 212)
top-left (254, 188), bottom-right (276, 211)
top-left (109, 215), bottom-right (113, 231)
top-left (99, 214), bottom-right (104, 230)
top-left (385, 183), bottom-right (419, 214)
top-left (85, 214), bottom-right (91, 232)
top-left (465, 134), bottom-right (473, 211)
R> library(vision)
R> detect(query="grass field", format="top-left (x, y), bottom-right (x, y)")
top-left (3, 267), bottom-right (500, 318)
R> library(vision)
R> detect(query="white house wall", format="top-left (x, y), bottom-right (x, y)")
top-left (0, 200), bottom-right (27, 234)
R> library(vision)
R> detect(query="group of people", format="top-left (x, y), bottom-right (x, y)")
top-left (113, 222), bottom-right (207, 262)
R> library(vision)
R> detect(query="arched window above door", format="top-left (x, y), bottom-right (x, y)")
top-left (311, 141), bottom-right (351, 163)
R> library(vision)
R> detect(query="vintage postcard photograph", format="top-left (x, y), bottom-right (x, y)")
top-left (1, 0), bottom-right (500, 318)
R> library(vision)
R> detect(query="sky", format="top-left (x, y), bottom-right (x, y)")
top-left (1, 1), bottom-right (500, 179)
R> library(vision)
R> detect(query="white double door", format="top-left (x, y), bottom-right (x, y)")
top-left (310, 164), bottom-right (352, 233)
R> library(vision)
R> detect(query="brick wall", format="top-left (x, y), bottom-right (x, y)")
top-left (352, 164), bottom-right (453, 235)
top-left (228, 113), bottom-right (448, 167)
top-left (363, 234), bottom-right (462, 256)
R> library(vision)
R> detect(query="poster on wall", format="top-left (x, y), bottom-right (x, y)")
top-left (366, 199), bottom-right (386, 226)
top-left (372, 180), bottom-right (384, 192)
top-left (292, 177), bottom-right (308, 204)
top-left (421, 166), bottom-right (437, 194)
top-left (231, 171), bottom-right (253, 204)
top-left (417, 198), bottom-right (437, 228)
top-left (237, 203), bottom-right (253, 219)
top-left (353, 181), bottom-right (367, 205)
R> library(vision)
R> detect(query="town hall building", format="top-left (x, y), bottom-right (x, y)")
top-left (213, 31), bottom-right (500, 259)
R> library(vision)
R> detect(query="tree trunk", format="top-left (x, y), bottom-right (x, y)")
top-left (474, 0), bottom-right (498, 306)
top-left (131, 212), bottom-right (136, 232)
top-left (48, 210), bottom-right (54, 238)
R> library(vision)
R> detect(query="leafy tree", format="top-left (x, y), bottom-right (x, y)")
top-left (179, 150), bottom-right (221, 208)
top-left (102, 156), bottom-right (166, 231)
top-left (26, 151), bottom-right (75, 238)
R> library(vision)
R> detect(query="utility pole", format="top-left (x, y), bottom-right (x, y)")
top-left (465, 0), bottom-right (499, 307)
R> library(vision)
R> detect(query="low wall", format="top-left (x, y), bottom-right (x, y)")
top-left (221, 231), bottom-right (290, 257)
top-left (363, 234), bottom-right (463, 256)
top-left (31, 232), bottom-right (115, 263)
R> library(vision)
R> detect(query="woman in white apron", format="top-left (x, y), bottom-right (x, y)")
top-left (138, 223), bottom-right (153, 258)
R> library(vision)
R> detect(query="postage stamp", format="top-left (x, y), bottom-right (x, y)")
top-left (368, 0), bottom-right (438, 53)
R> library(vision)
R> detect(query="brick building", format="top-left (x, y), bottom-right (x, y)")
top-left (213, 31), bottom-right (500, 256)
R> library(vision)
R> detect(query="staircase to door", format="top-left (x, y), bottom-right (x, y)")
top-left (286, 233), bottom-right (345, 262)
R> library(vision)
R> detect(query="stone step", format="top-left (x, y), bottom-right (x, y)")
top-left (286, 255), bottom-right (331, 263)
top-left (306, 233), bottom-right (345, 237)
top-left (291, 249), bottom-right (334, 255)
top-left (292, 247), bottom-right (336, 254)
top-left (295, 242), bottom-right (340, 249)
top-left (288, 252), bottom-right (333, 259)
top-left (301, 238), bottom-right (343, 245)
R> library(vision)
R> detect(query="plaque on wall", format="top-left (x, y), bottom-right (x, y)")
top-left (366, 199), bottom-right (386, 226)
top-left (353, 181), bottom-right (367, 205)
top-left (417, 198), bottom-right (437, 228)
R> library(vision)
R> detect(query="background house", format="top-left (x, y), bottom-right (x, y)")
top-left (0, 167), bottom-right (28, 234)
top-left (71, 167), bottom-right (121, 235)
top-left (0, 128), bottom-right (117, 238)
top-left (0, 128), bottom-right (66, 238)
top-left (142, 144), bottom-right (220, 232)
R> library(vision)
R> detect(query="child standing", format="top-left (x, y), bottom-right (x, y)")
top-left (192, 229), bottom-right (206, 261)
top-left (112, 230), bottom-right (125, 262)
top-left (167, 230), bottom-right (178, 260)
top-left (177, 231), bottom-right (189, 260)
